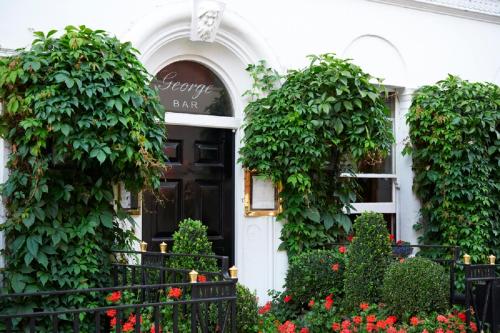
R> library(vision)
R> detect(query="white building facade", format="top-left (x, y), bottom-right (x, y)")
top-left (1, 0), bottom-right (499, 302)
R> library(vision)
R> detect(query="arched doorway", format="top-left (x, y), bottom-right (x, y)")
top-left (142, 61), bottom-right (235, 263)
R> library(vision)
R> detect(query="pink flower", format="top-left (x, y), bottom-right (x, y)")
top-left (332, 263), bottom-right (340, 271)
top-left (308, 299), bottom-right (315, 308)
top-left (332, 323), bottom-right (341, 331)
top-left (284, 294), bottom-right (293, 303)
top-left (387, 327), bottom-right (397, 333)
top-left (342, 320), bottom-right (351, 329)
top-left (353, 316), bottom-right (362, 325)
top-left (300, 328), bottom-right (310, 333)
top-left (435, 328), bottom-right (444, 333)
top-left (410, 317), bottom-right (420, 326)
top-left (106, 309), bottom-right (116, 318)
top-left (325, 294), bottom-right (334, 310)
top-left (339, 246), bottom-right (347, 254)
top-left (436, 315), bottom-right (448, 323)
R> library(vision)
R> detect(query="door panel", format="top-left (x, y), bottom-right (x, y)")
top-left (142, 125), bottom-right (234, 263)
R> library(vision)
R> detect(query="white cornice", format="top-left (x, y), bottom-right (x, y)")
top-left (368, 0), bottom-right (500, 24)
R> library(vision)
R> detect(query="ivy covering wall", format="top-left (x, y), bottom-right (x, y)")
top-left (404, 75), bottom-right (499, 263)
top-left (239, 54), bottom-right (393, 256)
top-left (0, 25), bottom-right (166, 303)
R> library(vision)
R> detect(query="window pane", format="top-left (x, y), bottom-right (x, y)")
top-left (355, 178), bottom-right (392, 202)
top-left (152, 61), bottom-right (232, 117)
top-left (357, 148), bottom-right (393, 173)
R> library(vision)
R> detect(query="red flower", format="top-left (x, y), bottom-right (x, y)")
top-left (110, 317), bottom-right (117, 328)
top-left (387, 327), bottom-right (397, 333)
top-left (389, 234), bottom-right (395, 241)
top-left (436, 315), bottom-right (448, 323)
top-left (386, 316), bottom-right (397, 325)
top-left (470, 322), bottom-right (478, 333)
top-left (168, 287), bottom-right (183, 299)
top-left (308, 299), bottom-right (315, 308)
top-left (331, 263), bottom-right (340, 272)
top-left (359, 302), bottom-right (369, 311)
top-left (197, 274), bottom-right (207, 282)
top-left (366, 315), bottom-right (376, 323)
top-left (325, 294), bottom-right (334, 310)
top-left (353, 316), bottom-right (362, 325)
top-left (422, 329), bottom-right (429, 333)
top-left (457, 312), bottom-right (466, 322)
top-left (435, 328), bottom-right (444, 333)
top-left (339, 246), bottom-right (347, 254)
top-left (123, 321), bottom-right (134, 332)
top-left (341, 329), bottom-right (351, 333)
top-left (332, 323), bottom-right (341, 331)
top-left (106, 309), bottom-right (117, 318)
top-left (366, 323), bottom-right (376, 332)
top-left (410, 317), bottom-right (419, 326)
top-left (150, 324), bottom-right (162, 333)
top-left (284, 294), bottom-right (293, 303)
top-left (258, 301), bottom-right (272, 315)
top-left (376, 320), bottom-right (387, 329)
top-left (300, 328), bottom-right (310, 333)
top-left (106, 291), bottom-right (122, 303)
top-left (397, 329), bottom-right (407, 333)
top-left (347, 235), bottom-right (354, 242)
top-left (278, 320), bottom-right (296, 333)
top-left (342, 320), bottom-right (351, 329)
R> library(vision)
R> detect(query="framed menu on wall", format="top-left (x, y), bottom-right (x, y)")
top-left (244, 170), bottom-right (282, 217)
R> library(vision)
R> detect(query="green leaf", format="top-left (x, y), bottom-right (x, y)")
top-left (100, 211), bottom-right (113, 228)
top-left (304, 207), bottom-right (321, 223)
top-left (60, 124), bottom-right (71, 136)
top-left (335, 213), bottom-right (352, 233)
top-left (96, 150), bottom-right (106, 164)
top-left (11, 277), bottom-right (26, 293)
top-left (27, 236), bottom-right (39, 257)
top-left (333, 119), bottom-right (343, 134)
top-left (23, 214), bottom-right (35, 228)
top-left (323, 213), bottom-right (334, 230)
top-left (37, 252), bottom-right (49, 268)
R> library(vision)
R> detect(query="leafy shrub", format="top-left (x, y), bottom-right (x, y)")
top-left (382, 257), bottom-right (449, 317)
top-left (343, 212), bottom-right (392, 310)
top-left (239, 55), bottom-right (393, 256)
top-left (403, 76), bottom-right (499, 265)
top-left (236, 284), bottom-right (259, 333)
top-left (170, 218), bottom-right (218, 272)
top-left (285, 248), bottom-right (346, 308)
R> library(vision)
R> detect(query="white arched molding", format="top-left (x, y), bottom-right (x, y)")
top-left (342, 34), bottom-right (408, 88)
top-left (119, 1), bottom-right (286, 301)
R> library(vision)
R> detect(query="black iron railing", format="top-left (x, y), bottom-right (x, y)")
top-left (464, 263), bottom-right (499, 333)
top-left (0, 250), bottom-right (238, 333)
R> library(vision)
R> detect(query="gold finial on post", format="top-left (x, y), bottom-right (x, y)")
top-left (140, 241), bottom-right (148, 252)
top-left (489, 255), bottom-right (496, 265)
top-left (189, 270), bottom-right (198, 283)
top-left (229, 266), bottom-right (238, 279)
top-left (463, 254), bottom-right (471, 265)
top-left (159, 242), bottom-right (168, 253)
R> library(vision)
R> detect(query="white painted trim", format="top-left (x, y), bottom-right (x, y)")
top-left (367, 0), bottom-right (500, 24)
top-left (351, 202), bottom-right (396, 214)
top-left (165, 113), bottom-right (242, 129)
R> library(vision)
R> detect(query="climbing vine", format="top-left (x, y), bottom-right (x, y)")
top-left (0, 25), bottom-right (166, 305)
top-left (403, 75), bottom-right (500, 263)
top-left (239, 54), bottom-right (393, 256)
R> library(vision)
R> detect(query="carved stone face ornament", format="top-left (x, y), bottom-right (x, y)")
top-left (191, 0), bottom-right (225, 42)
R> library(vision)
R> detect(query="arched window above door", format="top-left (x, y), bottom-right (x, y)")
top-left (153, 60), bottom-right (233, 117)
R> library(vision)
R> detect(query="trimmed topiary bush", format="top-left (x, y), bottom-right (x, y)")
top-left (236, 284), bottom-right (259, 333)
top-left (343, 212), bottom-right (392, 310)
top-left (382, 257), bottom-right (449, 317)
top-left (170, 218), bottom-right (218, 272)
top-left (285, 248), bottom-right (346, 308)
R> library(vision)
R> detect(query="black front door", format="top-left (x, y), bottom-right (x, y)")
top-left (142, 125), bottom-right (234, 263)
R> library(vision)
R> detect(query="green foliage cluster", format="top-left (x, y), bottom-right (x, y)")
top-left (236, 283), bottom-right (259, 333)
top-left (343, 212), bottom-right (392, 310)
top-left (403, 76), bottom-right (500, 263)
top-left (382, 257), bottom-right (449, 317)
top-left (285, 248), bottom-right (346, 308)
top-left (239, 54), bottom-right (393, 256)
top-left (170, 218), bottom-right (218, 272)
top-left (0, 25), bottom-right (166, 302)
